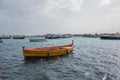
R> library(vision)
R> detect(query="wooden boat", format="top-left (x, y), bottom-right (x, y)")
top-left (23, 40), bottom-right (74, 58)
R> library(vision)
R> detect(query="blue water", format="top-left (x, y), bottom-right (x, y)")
top-left (0, 37), bottom-right (120, 80)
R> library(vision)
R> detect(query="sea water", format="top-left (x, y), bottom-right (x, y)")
top-left (0, 37), bottom-right (120, 80)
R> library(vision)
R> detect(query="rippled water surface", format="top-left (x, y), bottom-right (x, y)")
top-left (0, 37), bottom-right (120, 80)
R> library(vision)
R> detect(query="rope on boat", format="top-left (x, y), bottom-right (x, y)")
top-left (48, 51), bottom-right (50, 58)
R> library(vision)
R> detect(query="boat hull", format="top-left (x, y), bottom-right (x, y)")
top-left (45, 36), bottom-right (59, 39)
top-left (23, 41), bottom-right (74, 58)
top-left (13, 37), bottom-right (25, 39)
top-left (12, 35), bottom-right (25, 39)
top-left (100, 36), bottom-right (120, 40)
top-left (29, 39), bottom-right (47, 42)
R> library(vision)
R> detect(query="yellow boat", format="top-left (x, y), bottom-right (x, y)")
top-left (23, 40), bottom-right (74, 58)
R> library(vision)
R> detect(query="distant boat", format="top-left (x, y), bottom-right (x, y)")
top-left (100, 34), bottom-right (120, 40)
top-left (23, 40), bottom-right (74, 58)
top-left (0, 35), bottom-right (11, 39)
top-left (45, 36), bottom-right (59, 39)
top-left (0, 39), bottom-right (3, 42)
top-left (45, 34), bottom-right (72, 39)
top-left (29, 37), bottom-right (47, 42)
top-left (12, 35), bottom-right (25, 39)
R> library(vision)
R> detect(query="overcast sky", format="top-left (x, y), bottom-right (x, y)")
top-left (0, 0), bottom-right (120, 35)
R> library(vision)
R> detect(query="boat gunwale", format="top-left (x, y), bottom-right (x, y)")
top-left (23, 44), bottom-right (73, 51)
top-left (23, 41), bottom-right (74, 51)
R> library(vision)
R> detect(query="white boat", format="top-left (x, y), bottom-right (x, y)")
top-left (100, 33), bottom-right (120, 40)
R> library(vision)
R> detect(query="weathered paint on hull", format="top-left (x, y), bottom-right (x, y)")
top-left (23, 41), bottom-right (74, 58)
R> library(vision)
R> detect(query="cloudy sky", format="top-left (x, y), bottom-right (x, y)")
top-left (0, 0), bottom-right (120, 35)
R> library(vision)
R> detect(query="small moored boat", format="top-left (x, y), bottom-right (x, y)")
top-left (29, 37), bottom-right (47, 42)
top-left (23, 40), bottom-right (74, 58)
top-left (12, 35), bottom-right (25, 39)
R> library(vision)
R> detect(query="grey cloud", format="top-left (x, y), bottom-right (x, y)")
top-left (0, 0), bottom-right (120, 34)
